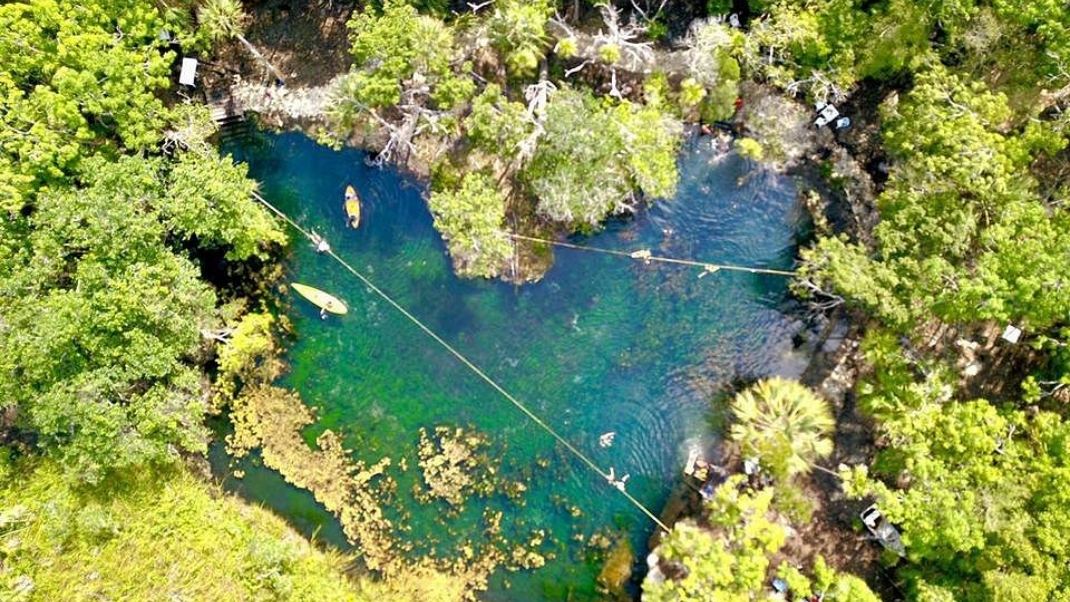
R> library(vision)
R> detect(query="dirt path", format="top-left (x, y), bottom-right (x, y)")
top-left (243, 2), bottom-right (354, 87)
top-left (198, 2), bottom-right (354, 129)
top-left (229, 75), bottom-right (345, 128)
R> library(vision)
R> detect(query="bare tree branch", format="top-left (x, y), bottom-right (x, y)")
top-left (593, 5), bottom-right (653, 70)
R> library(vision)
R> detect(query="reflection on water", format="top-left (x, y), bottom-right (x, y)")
top-left (212, 131), bottom-right (808, 600)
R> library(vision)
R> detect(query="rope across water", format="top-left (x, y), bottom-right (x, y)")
top-left (251, 192), bottom-right (671, 531)
top-left (508, 233), bottom-right (796, 277)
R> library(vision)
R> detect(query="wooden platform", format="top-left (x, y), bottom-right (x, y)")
top-left (206, 91), bottom-right (245, 127)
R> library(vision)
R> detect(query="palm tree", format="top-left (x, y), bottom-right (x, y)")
top-left (486, 0), bottom-right (553, 77)
top-left (729, 377), bottom-right (835, 480)
top-left (199, 0), bottom-right (286, 85)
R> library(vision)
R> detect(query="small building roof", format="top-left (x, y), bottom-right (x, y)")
top-left (179, 57), bottom-right (198, 87)
top-left (1002, 324), bottom-right (1022, 344)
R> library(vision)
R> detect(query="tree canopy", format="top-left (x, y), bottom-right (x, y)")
top-left (645, 477), bottom-right (880, 602)
top-left (333, 2), bottom-right (685, 275)
top-left (0, 0), bottom-right (175, 210)
top-left (0, 0), bottom-right (283, 481)
top-left (523, 87), bottom-right (681, 227)
top-left (840, 337), bottom-right (1070, 601)
top-left (801, 63), bottom-right (1070, 330)
top-left (428, 172), bottom-right (513, 278)
top-left (729, 377), bottom-right (835, 481)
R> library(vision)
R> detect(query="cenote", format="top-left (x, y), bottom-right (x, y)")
top-left (212, 129), bottom-right (811, 600)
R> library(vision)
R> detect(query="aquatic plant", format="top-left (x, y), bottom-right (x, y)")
top-left (415, 426), bottom-right (496, 507)
top-left (227, 384), bottom-right (398, 572)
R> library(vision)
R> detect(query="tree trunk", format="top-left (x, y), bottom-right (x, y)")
top-left (236, 34), bottom-right (286, 85)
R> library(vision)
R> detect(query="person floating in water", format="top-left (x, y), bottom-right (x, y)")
top-left (311, 231), bottom-right (330, 254)
top-left (599, 431), bottom-right (616, 448)
top-left (605, 467), bottom-right (630, 491)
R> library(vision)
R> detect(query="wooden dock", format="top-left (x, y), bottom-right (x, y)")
top-left (206, 91), bottom-right (245, 127)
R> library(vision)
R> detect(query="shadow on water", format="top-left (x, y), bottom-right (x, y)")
top-left (211, 131), bottom-right (808, 600)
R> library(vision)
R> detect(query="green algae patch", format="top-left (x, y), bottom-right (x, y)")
top-left (227, 384), bottom-right (398, 572)
top-left (596, 536), bottom-right (635, 597)
top-left (225, 382), bottom-right (550, 599)
top-left (415, 426), bottom-right (495, 507)
top-left (0, 459), bottom-right (363, 602)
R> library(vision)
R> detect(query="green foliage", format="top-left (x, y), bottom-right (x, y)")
top-left (679, 77), bottom-right (707, 108)
top-left (0, 0), bottom-right (285, 484)
top-left (725, 0), bottom-right (1070, 106)
top-left (525, 88), bottom-right (682, 226)
top-left (598, 43), bottom-right (622, 65)
top-left (643, 477), bottom-right (785, 602)
top-left (855, 329), bottom-right (957, 418)
top-left (700, 80), bottom-right (739, 122)
top-left (345, 0), bottom-right (463, 110)
top-left (800, 64), bottom-right (1070, 330)
top-left (841, 351), bottom-right (1070, 602)
top-left (428, 172), bottom-right (513, 278)
top-left (684, 19), bottom-right (743, 90)
top-left (707, 0), bottom-right (732, 14)
top-left (757, 1), bottom-right (1070, 600)
top-left (643, 72), bottom-right (671, 108)
top-left (430, 64), bottom-right (476, 110)
top-left (464, 84), bottom-right (531, 156)
top-left (644, 479), bottom-right (881, 602)
top-left (166, 151), bottom-right (287, 260)
top-left (681, 20), bottom-right (741, 119)
top-left (525, 89), bottom-right (634, 225)
top-left (646, 18), bottom-right (669, 42)
top-left (214, 312), bottom-right (286, 408)
top-left (0, 460), bottom-right (367, 601)
top-left (778, 556), bottom-right (880, 602)
top-left (198, 0), bottom-right (245, 43)
top-left (732, 0), bottom-right (932, 96)
top-left (554, 37), bottom-right (578, 59)
top-left (0, 0), bottom-right (176, 206)
top-left (612, 101), bottom-right (684, 200)
top-left (485, 0), bottom-right (553, 78)
top-left (748, 3), bottom-right (833, 86)
top-left (403, 0), bottom-right (452, 18)
top-left (797, 235), bottom-right (914, 328)
top-left (728, 378), bottom-right (834, 480)
top-left (735, 137), bottom-right (764, 161)
top-left (2, 157), bottom-right (219, 481)
top-left (853, 0), bottom-right (932, 79)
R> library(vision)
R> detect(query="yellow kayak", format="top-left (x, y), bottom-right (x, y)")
top-left (291, 283), bottom-right (348, 315)
top-left (344, 185), bottom-right (361, 229)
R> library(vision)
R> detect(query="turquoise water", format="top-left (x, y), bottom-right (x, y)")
top-left (213, 130), bottom-right (809, 599)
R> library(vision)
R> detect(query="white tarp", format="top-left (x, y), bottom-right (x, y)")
top-left (179, 58), bottom-right (198, 86)
top-left (1002, 324), bottom-right (1022, 344)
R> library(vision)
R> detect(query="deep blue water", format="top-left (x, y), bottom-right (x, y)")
top-left (212, 130), bottom-right (808, 600)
